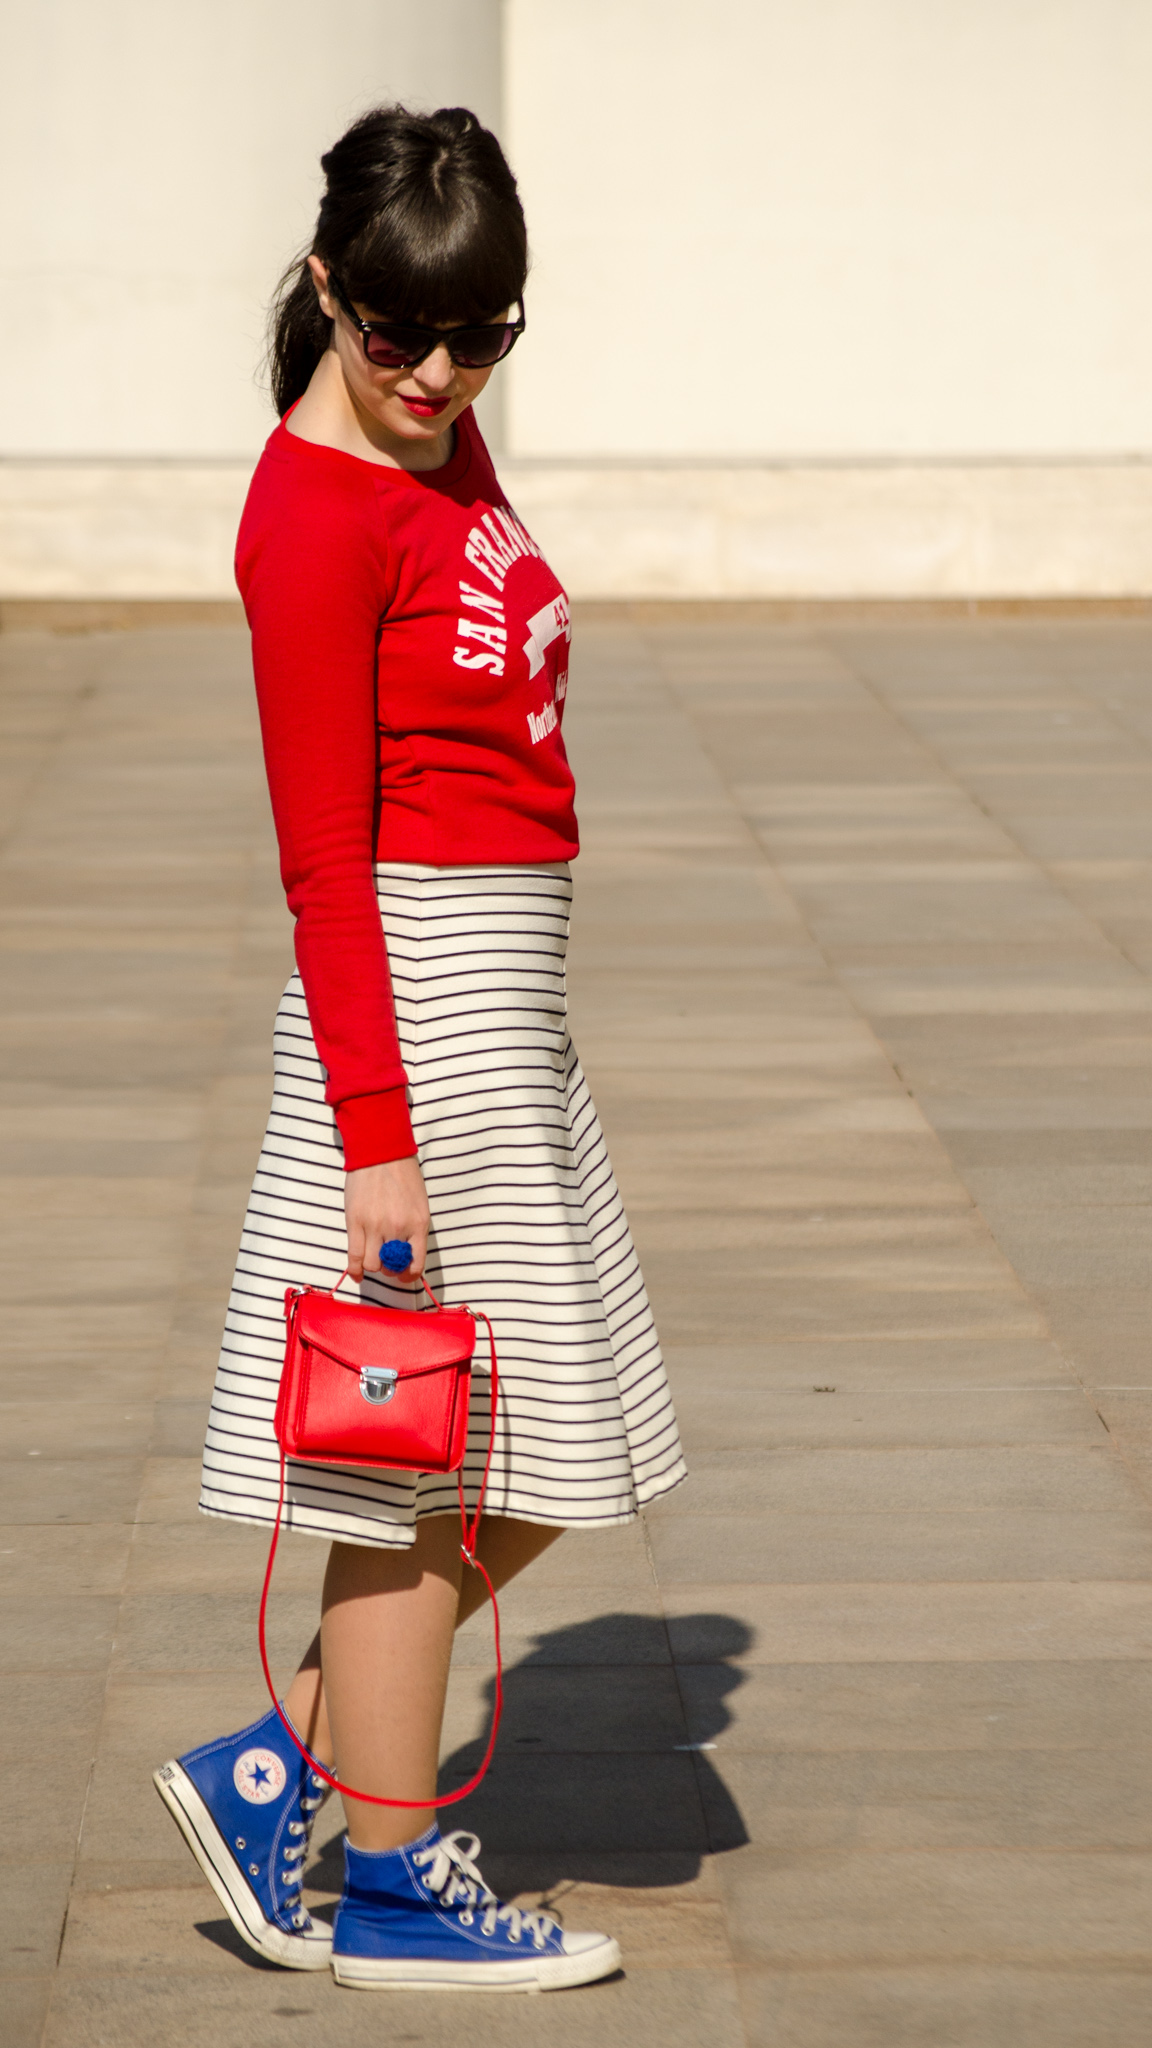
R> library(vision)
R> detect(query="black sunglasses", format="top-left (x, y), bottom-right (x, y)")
top-left (327, 272), bottom-right (525, 370)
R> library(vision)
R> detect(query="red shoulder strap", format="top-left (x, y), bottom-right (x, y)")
top-left (257, 1288), bottom-right (502, 1808)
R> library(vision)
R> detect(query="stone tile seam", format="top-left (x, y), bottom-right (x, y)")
top-left (654, 629), bottom-right (1133, 1464)
top-left (797, 635), bottom-right (1152, 1507)
top-left (649, 848), bottom-right (1089, 1440)
top-left (636, 1505), bottom-right (749, 2029)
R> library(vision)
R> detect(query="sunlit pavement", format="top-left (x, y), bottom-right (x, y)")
top-left (4, 608), bottom-right (1152, 2047)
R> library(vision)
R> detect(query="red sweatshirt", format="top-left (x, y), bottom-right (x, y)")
top-left (235, 405), bottom-right (577, 1171)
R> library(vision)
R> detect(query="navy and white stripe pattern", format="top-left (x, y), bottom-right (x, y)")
top-left (199, 863), bottom-right (686, 1547)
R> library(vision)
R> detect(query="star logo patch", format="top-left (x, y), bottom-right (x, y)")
top-left (233, 1746), bottom-right (287, 1804)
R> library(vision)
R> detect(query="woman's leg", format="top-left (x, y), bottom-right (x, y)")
top-left (321, 1517), bottom-right (463, 1852)
top-left (280, 1517), bottom-right (564, 1841)
top-left (282, 1633), bottom-right (329, 1762)
top-left (457, 1516), bottom-right (562, 1625)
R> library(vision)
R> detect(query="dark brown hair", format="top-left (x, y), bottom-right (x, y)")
top-left (269, 104), bottom-right (528, 418)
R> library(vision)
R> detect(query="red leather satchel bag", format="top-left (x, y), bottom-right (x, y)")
top-left (274, 1283), bottom-right (478, 1473)
top-left (258, 1271), bottom-right (502, 1811)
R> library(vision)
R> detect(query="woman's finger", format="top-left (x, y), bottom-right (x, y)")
top-left (344, 1208), bottom-right (367, 1281)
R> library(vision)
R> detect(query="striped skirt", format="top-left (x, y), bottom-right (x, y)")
top-left (198, 863), bottom-right (686, 1548)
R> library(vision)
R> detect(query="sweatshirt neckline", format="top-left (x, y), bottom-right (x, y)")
top-left (274, 403), bottom-right (475, 488)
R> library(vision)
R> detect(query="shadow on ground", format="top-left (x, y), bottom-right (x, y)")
top-left (304, 1610), bottom-right (750, 1904)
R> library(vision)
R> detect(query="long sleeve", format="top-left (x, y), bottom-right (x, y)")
top-left (237, 452), bottom-right (416, 1170)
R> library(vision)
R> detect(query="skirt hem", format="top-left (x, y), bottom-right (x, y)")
top-left (197, 1457), bottom-right (688, 1552)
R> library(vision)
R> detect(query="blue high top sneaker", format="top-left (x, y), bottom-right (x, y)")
top-left (332, 1826), bottom-right (621, 1992)
top-left (153, 1705), bottom-right (332, 1969)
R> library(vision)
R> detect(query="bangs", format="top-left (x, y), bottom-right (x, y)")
top-left (340, 191), bottom-right (525, 326)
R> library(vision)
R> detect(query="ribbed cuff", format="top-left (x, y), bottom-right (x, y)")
top-left (334, 1086), bottom-right (417, 1171)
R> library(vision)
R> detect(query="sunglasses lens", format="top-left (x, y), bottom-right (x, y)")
top-left (360, 322), bottom-right (521, 369)
top-left (450, 326), bottom-right (519, 368)
top-left (364, 329), bottom-right (425, 367)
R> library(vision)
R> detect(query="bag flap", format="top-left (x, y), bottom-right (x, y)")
top-left (290, 1291), bottom-right (476, 1375)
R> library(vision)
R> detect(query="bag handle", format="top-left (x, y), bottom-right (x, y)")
top-left (257, 1275), bottom-right (504, 1809)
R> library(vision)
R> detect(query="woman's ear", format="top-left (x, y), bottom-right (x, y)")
top-left (307, 254), bottom-right (334, 319)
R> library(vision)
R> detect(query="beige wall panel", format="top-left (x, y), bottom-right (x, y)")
top-left (505, 0), bottom-right (1152, 459)
top-left (0, 0), bottom-right (501, 457)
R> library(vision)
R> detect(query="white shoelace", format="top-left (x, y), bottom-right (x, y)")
top-left (411, 1830), bottom-right (559, 1949)
top-left (280, 1775), bottom-right (326, 1929)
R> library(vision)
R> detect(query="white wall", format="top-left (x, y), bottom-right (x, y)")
top-left (504, 0), bottom-right (1152, 459)
top-left (5, 1), bottom-right (1152, 598)
top-left (0, 0), bottom-right (500, 456)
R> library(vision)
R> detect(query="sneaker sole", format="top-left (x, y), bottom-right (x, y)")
top-left (153, 1760), bottom-right (332, 1972)
top-left (331, 1936), bottom-right (621, 1993)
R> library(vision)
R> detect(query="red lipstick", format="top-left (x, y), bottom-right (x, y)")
top-left (401, 395), bottom-right (451, 417)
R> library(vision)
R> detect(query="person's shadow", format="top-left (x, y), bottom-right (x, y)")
top-left (306, 1608), bottom-right (751, 1904)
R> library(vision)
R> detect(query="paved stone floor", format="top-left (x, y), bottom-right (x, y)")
top-left (4, 611), bottom-right (1152, 2047)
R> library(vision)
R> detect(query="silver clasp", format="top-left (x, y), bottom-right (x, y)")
top-left (359, 1366), bottom-right (398, 1405)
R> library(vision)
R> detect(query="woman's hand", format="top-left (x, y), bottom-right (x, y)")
top-left (344, 1157), bottom-right (431, 1283)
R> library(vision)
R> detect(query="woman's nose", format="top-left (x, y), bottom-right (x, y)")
top-left (416, 344), bottom-right (455, 393)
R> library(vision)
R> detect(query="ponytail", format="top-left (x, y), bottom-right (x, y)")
top-left (269, 261), bottom-right (333, 420)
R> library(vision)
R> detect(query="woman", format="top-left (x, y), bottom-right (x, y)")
top-left (154, 104), bottom-right (686, 1995)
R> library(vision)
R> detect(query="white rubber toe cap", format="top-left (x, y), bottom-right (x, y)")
top-left (559, 1929), bottom-right (618, 1959)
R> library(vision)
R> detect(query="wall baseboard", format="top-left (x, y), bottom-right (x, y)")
top-left (506, 461), bottom-right (1152, 603)
top-left (3, 459), bottom-right (1152, 605)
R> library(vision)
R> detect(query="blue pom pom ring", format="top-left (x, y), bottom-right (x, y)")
top-left (379, 1238), bottom-right (414, 1272)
